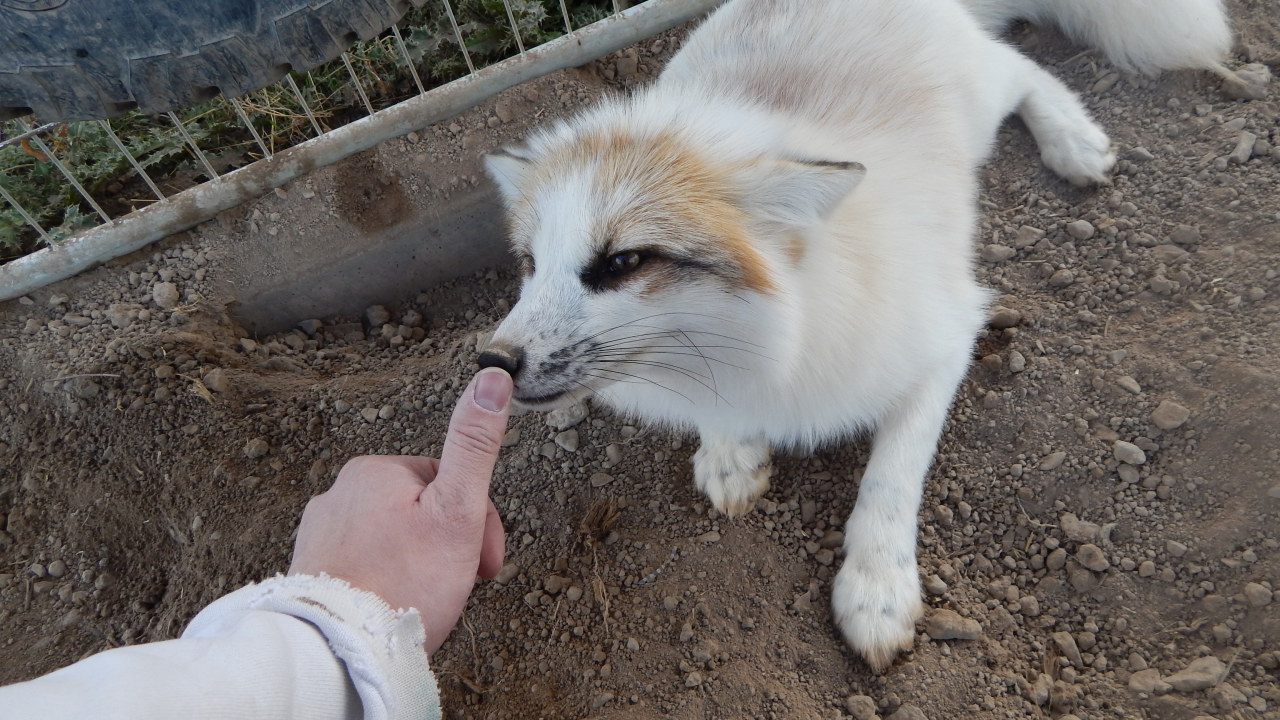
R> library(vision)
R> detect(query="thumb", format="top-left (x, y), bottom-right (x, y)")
top-left (430, 368), bottom-right (513, 510)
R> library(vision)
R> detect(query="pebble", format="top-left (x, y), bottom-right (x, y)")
top-left (360, 407), bottom-right (380, 423)
top-left (1166, 656), bottom-right (1228, 692)
top-left (1018, 596), bottom-right (1041, 617)
top-left (47, 560), bottom-right (66, 578)
top-left (1166, 540), bottom-right (1189, 557)
top-left (492, 563), bottom-right (520, 585)
top-left (1229, 131), bottom-right (1258, 164)
top-left (1076, 544), bottom-right (1109, 572)
top-left (1046, 548), bottom-right (1068, 571)
top-left (886, 705), bottom-right (927, 720)
top-left (925, 609), bottom-right (982, 640)
top-left (546, 402), bottom-right (588, 430)
top-left (1052, 631), bottom-right (1084, 667)
top-left (1116, 375), bottom-right (1141, 394)
top-left (684, 671), bottom-right (703, 688)
top-left (1015, 225), bottom-right (1045, 248)
top-left (1039, 452), bottom-right (1066, 471)
top-left (1242, 582), bottom-right (1272, 607)
top-left (845, 694), bottom-right (878, 720)
top-left (989, 306), bottom-right (1021, 329)
top-left (243, 438), bottom-right (270, 459)
top-left (1113, 441), bottom-right (1147, 465)
top-left (1065, 220), bottom-right (1095, 241)
top-left (1127, 146), bottom-right (1155, 162)
top-left (1059, 513), bottom-right (1100, 543)
top-left (1169, 225), bottom-right (1201, 246)
top-left (1048, 269), bottom-right (1076, 287)
top-left (1008, 350), bottom-right (1026, 373)
top-left (1151, 400), bottom-right (1190, 430)
top-left (554, 429), bottom-right (579, 452)
top-left (923, 574), bottom-right (948, 595)
top-left (202, 368), bottom-right (229, 393)
top-left (377, 405), bottom-right (395, 420)
top-left (981, 244), bottom-right (1016, 262)
top-left (332, 399), bottom-right (350, 413)
top-left (152, 282), bottom-right (180, 309)
top-left (589, 472), bottom-right (614, 488)
top-left (364, 305), bottom-right (391, 327)
top-left (1129, 668), bottom-right (1171, 695)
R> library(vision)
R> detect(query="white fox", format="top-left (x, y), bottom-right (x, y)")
top-left (478, 0), bottom-right (1230, 670)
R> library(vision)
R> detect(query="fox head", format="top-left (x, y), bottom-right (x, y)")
top-left (479, 104), bottom-right (865, 414)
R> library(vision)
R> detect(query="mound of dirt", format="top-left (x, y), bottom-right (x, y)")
top-left (1, 8), bottom-right (1277, 720)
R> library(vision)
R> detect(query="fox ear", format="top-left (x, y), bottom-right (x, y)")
top-left (483, 145), bottom-right (535, 202)
top-left (740, 159), bottom-right (866, 227)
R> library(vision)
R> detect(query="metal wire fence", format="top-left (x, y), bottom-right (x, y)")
top-left (0, 0), bottom-right (713, 297)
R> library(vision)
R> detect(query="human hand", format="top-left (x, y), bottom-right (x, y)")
top-left (288, 368), bottom-right (514, 653)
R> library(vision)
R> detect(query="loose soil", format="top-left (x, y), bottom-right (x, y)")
top-left (2, 7), bottom-right (1278, 720)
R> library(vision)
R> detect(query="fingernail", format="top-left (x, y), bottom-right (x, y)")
top-left (473, 368), bottom-right (512, 412)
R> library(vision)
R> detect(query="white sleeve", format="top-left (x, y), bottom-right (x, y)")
top-left (0, 574), bottom-right (441, 720)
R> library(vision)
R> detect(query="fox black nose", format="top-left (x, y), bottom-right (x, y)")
top-left (477, 346), bottom-right (524, 377)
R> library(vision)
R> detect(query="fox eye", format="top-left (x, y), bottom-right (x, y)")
top-left (607, 251), bottom-right (644, 274)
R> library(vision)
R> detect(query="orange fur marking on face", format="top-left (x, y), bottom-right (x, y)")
top-left (530, 129), bottom-right (778, 295)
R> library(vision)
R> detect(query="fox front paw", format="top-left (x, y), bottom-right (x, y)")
top-left (692, 436), bottom-right (772, 517)
top-left (831, 557), bottom-right (924, 672)
top-left (1039, 119), bottom-right (1116, 187)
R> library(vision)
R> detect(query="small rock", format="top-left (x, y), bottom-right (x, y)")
top-left (46, 560), bottom-right (67, 578)
top-left (981, 244), bottom-right (1016, 262)
top-left (1018, 596), bottom-right (1041, 617)
top-left (1167, 539), bottom-right (1189, 557)
top-left (1052, 631), bottom-right (1084, 667)
top-left (886, 704), bottom-right (927, 720)
top-left (1076, 544), bottom-right (1110, 572)
top-left (1113, 441), bottom-right (1147, 465)
top-left (543, 575), bottom-right (570, 595)
top-left (1066, 220), bottom-right (1095, 241)
top-left (923, 574), bottom-right (948, 595)
top-left (1129, 668), bottom-right (1171, 695)
top-left (925, 608), bottom-right (982, 640)
top-left (364, 305), bottom-right (391, 326)
top-left (1242, 582), bottom-right (1272, 607)
top-left (589, 472), bottom-right (614, 488)
top-left (1039, 452), bottom-right (1067, 471)
top-left (1165, 656), bottom-right (1228, 693)
top-left (1151, 400), bottom-right (1190, 430)
top-left (1211, 682), bottom-right (1247, 710)
top-left (989, 306), bottom-right (1021, 329)
top-left (1015, 225), bottom-right (1045, 248)
top-left (1029, 673), bottom-right (1052, 705)
top-left (1046, 548), bottom-right (1068, 571)
top-left (492, 563), bottom-right (520, 585)
top-left (1169, 225), bottom-right (1201, 246)
top-left (1048, 269), bottom-right (1075, 287)
top-left (1116, 375), bottom-right (1142, 394)
top-left (1151, 245), bottom-right (1189, 265)
top-left (546, 402), bottom-right (588, 430)
top-left (1008, 350), bottom-right (1026, 373)
top-left (554, 429), bottom-right (579, 452)
top-left (1127, 146), bottom-right (1155, 162)
top-left (684, 671), bottom-right (703, 688)
top-left (202, 368), bottom-right (229, 393)
top-left (1229, 132), bottom-right (1257, 164)
top-left (151, 282), bottom-right (180, 309)
top-left (377, 405), bottom-right (396, 421)
top-left (360, 407), bottom-right (380, 423)
top-left (695, 530), bottom-right (721, 544)
top-left (243, 438), bottom-right (270, 459)
top-left (845, 694), bottom-right (878, 720)
top-left (1059, 512), bottom-right (1100, 543)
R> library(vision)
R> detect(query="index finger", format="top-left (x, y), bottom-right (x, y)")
top-left (429, 368), bottom-right (513, 509)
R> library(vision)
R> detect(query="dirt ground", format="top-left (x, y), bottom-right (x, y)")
top-left (2, 6), bottom-right (1279, 720)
